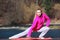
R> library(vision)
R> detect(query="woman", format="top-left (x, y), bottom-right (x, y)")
top-left (9, 9), bottom-right (50, 39)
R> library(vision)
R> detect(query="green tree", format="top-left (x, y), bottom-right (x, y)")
top-left (41, 0), bottom-right (52, 16)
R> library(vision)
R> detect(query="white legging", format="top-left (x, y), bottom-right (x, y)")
top-left (9, 26), bottom-right (50, 39)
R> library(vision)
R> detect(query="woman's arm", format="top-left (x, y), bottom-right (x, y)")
top-left (44, 13), bottom-right (50, 27)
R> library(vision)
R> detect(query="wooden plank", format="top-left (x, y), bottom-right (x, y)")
top-left (11, 38), bottom-right (52, 40)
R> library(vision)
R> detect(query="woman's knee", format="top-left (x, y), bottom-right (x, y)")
top-left (44, 27), bottom-right (50, 31)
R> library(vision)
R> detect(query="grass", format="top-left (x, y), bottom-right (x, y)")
top-left (50, 26), bottom-right (60, 29)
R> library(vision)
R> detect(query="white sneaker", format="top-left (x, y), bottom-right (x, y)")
top-left (9, 36), bottom-right (18, 39)
top-left (39, 37), bottom-right (44, 39)
top-left (9, 37), bottom-right (14, 39)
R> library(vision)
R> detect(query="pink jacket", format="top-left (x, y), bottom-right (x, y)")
top-left (27, 12), bottom-right (50, 37)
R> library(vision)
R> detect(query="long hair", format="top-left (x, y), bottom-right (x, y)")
top-left (33, 8), bottom-right (43, 21)
top-left (37, 8), bottom-right (43, 17)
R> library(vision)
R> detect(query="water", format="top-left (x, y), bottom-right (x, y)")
top-left (0, 29), bottom-right (60, 39)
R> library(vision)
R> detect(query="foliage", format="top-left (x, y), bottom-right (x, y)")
top-left (41, 0), bottom-right (52, 16)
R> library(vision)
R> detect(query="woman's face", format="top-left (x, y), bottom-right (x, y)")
top-left (36, 10), bottom-right (42, 16)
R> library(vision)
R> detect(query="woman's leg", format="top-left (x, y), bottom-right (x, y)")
top-left (9, 27), bottom-right (31, 39)
top-left (37, 26), bottom-right (50, 38)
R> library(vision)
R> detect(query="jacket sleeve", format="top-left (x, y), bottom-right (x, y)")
top-left (44, 13), bottom-right (50, 27)
top-left (27, 17), bottom-right (38, 37)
